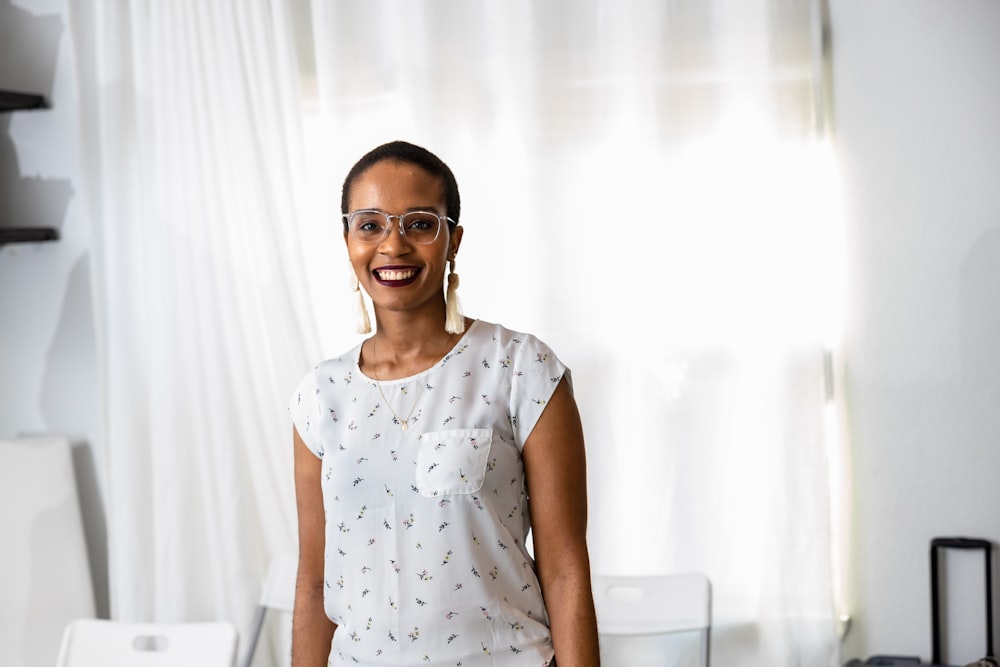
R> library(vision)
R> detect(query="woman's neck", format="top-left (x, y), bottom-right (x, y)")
top-left (362, 314), bottom-right (471, 380)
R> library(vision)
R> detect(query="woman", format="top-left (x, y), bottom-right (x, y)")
top-left (289, 141), bottom-right (600, 666)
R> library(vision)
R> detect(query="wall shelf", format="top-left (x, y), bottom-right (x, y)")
top-left (2, 90), bottom-right (57, 246)
top-left (0, 89), bottom-right (48, 112)
top-left (0, 227), bottom-right (59, 246)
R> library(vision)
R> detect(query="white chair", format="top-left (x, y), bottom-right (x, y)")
top-left (592, 572), bottom-right (712, 666)
top-left (239, 552), bottom-right (298, 667)
top-left (56, 618), bottom-right (239, 666)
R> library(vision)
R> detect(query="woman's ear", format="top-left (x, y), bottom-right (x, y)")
top-left (449, 224), bottom-right (464, 259)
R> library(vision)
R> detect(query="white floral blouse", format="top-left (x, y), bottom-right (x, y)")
top-left (289, 319), bottom-right (568, 666)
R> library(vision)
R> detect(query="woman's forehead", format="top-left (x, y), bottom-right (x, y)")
top-left (349, 160), bottom-right (445, 208)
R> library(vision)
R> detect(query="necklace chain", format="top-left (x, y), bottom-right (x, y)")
top-left (370, 337), bottom-right (422, 431)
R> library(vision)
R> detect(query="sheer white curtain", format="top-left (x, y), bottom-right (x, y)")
top-left (301, 1), bottom-right (845, 665)
top-left (68, 0), bottom-right (845, 665)
top-left (69, 0), bottom-right (319, 651)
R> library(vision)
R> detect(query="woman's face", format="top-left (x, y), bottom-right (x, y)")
top-left (345, 159), bottom-right (462, 318)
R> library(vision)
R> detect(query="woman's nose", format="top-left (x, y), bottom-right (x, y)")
top-left (377, 218), bottom-right (411, 254)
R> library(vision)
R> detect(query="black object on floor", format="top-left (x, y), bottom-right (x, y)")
top-left (844, 537), bottom-right (995, 667)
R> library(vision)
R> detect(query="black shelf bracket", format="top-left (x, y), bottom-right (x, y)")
top-left (0, 89), bottom-right (48, 112)
top-left (0, 227), bottom-right (59, 246)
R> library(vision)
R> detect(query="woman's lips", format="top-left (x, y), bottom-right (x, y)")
top-left (373, 267), bottom-right (420, 285)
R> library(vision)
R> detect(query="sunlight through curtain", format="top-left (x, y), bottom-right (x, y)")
top-left (69, 1), bottom-right (320, 662)
top-left (301, 1), bottom-right (845, 665)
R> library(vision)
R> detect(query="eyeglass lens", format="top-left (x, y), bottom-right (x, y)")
top-left (348, 211), bottom-right (441, 244)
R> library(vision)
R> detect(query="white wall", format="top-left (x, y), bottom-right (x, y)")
top-left (830, 0), bottom-right (1000, 661)
top-left (0, 0), bottom-right (107, 616)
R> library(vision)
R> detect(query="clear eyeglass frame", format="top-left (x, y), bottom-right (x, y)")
top-left (343, 209), bottom-right (454, 245)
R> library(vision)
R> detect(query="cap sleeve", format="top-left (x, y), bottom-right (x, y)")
top-left (510, 334), bottom-right (570, 448)
top-left (288, 367), bottom-right (324, 458)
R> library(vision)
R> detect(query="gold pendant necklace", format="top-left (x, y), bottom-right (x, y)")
top-left (370, 338), bottom-right (422, 431)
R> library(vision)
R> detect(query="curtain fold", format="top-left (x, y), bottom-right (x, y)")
top-left (69, 1), bottom-right (321, 660)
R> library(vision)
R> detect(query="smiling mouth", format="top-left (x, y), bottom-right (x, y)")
top-left (374, 268), bottom-right (419, 283)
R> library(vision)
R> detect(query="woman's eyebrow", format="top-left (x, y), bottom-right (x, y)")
top-left (355, 207), bottom-right (441, 213)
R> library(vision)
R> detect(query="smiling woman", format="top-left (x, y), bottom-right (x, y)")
top-left (288, 141), bottom-right (600, 667)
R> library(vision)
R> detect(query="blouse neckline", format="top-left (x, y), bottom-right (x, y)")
top-left (353, 319), bottom-right (481, 385)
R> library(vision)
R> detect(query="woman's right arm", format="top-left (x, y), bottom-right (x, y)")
top-left (291, 426), bottom-right (336, 666)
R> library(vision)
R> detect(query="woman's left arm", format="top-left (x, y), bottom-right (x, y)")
top-left (523, 377), bottom-right (601, 667)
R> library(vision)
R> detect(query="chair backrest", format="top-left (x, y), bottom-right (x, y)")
top-left (592, 572), bottom-right (711, 636)
top-left (57, 619), bottom-right (239, 667)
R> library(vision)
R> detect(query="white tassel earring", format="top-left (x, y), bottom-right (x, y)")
top-left (445, 258), bottom-right (465, 334)
top-left (350, 270), bottom-right (372, 334)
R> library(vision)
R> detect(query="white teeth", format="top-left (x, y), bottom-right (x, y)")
top-left (377, 269), bottom-right (416, 281)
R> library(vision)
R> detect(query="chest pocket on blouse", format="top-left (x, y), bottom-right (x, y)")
top-left (416, 428), bottom-right (493, 497)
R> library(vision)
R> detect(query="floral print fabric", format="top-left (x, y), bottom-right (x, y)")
top-left (289, 320), bottom-right (568, 666)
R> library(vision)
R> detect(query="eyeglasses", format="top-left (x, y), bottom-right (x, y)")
top-left (343, 209), bottom-right (453, 245)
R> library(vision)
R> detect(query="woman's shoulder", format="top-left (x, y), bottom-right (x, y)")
top-left (297, 342), bottom-right (364, 384)
top-left (469, 319), bottom-right (557, 357)
top-left (470, 319), bottom-right (526, 343)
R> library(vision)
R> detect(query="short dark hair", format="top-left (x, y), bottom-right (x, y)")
top-left (340, 141), bottom-right (461, 227)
